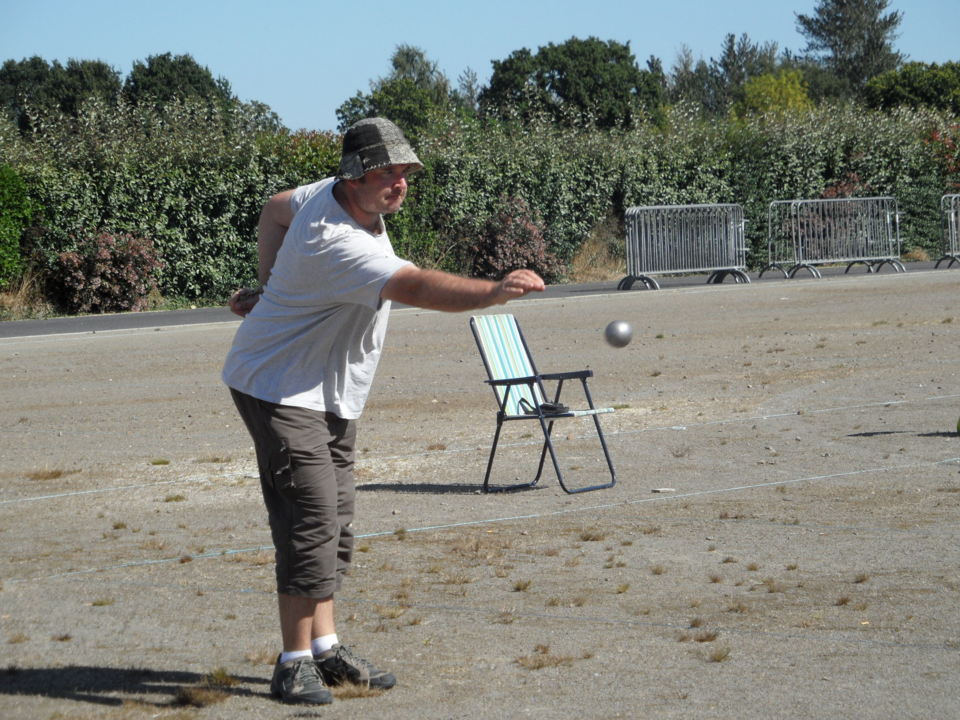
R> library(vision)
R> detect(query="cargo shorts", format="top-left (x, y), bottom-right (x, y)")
top-left (230, 389), bottom-right (356, 599)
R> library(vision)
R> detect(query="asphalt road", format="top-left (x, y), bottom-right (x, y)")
top-left (0, 262), bottom-right (944, 339)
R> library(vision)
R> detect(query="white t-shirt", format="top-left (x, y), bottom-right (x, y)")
top-left (222, 178), bottom-right (412, 419)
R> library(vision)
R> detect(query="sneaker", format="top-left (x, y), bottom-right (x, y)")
top-left (270, 654), bottom-right (333, 705)
top-left (316, 644), bottom-right (396, 690)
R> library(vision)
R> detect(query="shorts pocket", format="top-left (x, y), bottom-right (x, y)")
top-left (269, 440), bottom-right (295, 492)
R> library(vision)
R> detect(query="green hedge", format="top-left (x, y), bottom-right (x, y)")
top-left (0, 162), bottom-right (35, 289)
top-left (0, 99), bottom-right (956, 312)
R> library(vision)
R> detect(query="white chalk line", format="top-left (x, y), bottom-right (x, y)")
top-left (4, 390), bottom-right (957, 507)
top-left (7, 452), bottom-right (959, 586)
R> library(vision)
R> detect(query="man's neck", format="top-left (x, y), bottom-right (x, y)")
top-left (332, 180), bottom-right (382, 234)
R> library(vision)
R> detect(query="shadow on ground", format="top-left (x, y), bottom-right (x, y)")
top-left (0, 665), bottom-right (265, 708)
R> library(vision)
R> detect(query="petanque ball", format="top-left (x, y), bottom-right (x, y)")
top-left (604, 320), bottom-right (633, 348)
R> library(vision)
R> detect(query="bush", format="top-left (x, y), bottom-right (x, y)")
top-left (0, 163), bottom-right (35, 289)
top-left (6, 97), bottom-right (273, 301)
top-left (469, 195), bottom-right (562, 281)
top-left (51, 231), bottom-right (162, 313)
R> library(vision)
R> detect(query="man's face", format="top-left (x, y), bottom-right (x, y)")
top-left (353, 164), bottom-right (417, 216)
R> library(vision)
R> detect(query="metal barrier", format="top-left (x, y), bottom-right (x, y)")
top-left (936, 194), bottom-right (960, 269)
top-left (762, 197), bottom-right (904, 279)
top-left (618, 204), bottom-right (749, 290)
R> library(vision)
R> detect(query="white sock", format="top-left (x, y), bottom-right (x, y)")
top-left (279, 649), bottom-right (313, 664)
top-left (312, 633), bottom-right (339, 656)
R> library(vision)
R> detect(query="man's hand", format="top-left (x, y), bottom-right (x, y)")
top-left (228, 286), bottom-right (262, 317)
top-left (493, 269), bottom-right (546, 304)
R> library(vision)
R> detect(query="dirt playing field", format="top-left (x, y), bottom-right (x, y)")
top-left (2, 270), bottom-right (959, 719)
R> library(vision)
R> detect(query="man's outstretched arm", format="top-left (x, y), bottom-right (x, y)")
top-left (380, 266), bottom-right (545, 311)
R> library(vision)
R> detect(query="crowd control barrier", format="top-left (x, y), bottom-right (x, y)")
top-left (762, 197), bottom-right (904, 279)
top-left (618, 204), bottom-right (750, 290)
top-left (936, 194), bottom-right (960, 269)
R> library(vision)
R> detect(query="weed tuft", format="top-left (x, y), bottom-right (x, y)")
top-left (516, 644), bottom-right (574, 670)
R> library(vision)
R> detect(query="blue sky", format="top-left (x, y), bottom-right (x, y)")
top-left (2, 0), bottom-right (955, 133)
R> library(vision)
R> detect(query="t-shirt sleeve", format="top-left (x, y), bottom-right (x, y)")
top-left (290, 180), bottom-right (329, 215)
top-left (317, 234), bottom-right (412, 310)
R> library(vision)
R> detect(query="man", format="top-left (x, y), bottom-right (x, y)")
top-left (222, 117), bottom-right (544, 706)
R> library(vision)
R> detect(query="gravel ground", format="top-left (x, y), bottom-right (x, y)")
top-left (1, 270), bottom-right (959, 719)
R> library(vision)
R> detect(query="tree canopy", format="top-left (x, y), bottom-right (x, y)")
top-left (864, 61), bottom-right (960, 114)
top-left (796, 0), bottom-right (904, 97)
top-left (480, 37), bottom-right (664, 128)
top-left (335, 45), bottom-right (470, 142)
top-left (122, 52), bottom-right (234, 108)
top-left (0, 56), bottom-right (121, 130)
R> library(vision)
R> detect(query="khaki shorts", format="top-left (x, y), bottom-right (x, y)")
top-left (230, 389), bottom-right (356, 598)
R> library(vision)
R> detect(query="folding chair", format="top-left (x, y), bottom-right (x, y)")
top-left (469, 313), bottom-right (617, 494)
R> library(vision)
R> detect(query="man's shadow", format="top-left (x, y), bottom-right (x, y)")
top-left (1, 665), bottom-right (266, 708)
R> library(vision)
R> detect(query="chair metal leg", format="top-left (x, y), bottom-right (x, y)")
top-left (535, 414), bottom-right (616, 494)
top-left (482, 415), bottom-right (539, 493)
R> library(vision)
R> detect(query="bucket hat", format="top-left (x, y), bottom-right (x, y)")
top-left (337, 118), bottom-right (423, 179)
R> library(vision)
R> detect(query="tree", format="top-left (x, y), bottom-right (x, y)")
top-left (480, 37), bottom-right (663, 128)
top-left (666, 35), bottom-right (780, 115)
top-left (795, 0), bottom-right (904, 97)
top-left (336, 45), bottom-right (458, 141)
top-left (0, 56), bottom-right (121, 130)
top-left (864, 61), bottom-right (960, 114)
top-left (667, 46), bottom-right (721, 111)
top-left (712, 34), bottom-right (780, 108)
top-left (122, 53), bottom-right (234, 108)
top-left (736, 69), bottom-right (814, 117)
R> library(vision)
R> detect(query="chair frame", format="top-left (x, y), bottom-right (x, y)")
top-left (470, 314), bottom-right (617, 494)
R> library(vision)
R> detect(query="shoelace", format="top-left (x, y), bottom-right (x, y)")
top-left (335, 645), bottom-right (374, 671)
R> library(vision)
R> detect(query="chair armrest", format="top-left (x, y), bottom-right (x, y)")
top-left (486, 375), bottom-right (539, 387)
top-left (541, 370), bottom-right (593, 380)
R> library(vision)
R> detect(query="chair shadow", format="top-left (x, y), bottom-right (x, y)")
top-left (846, 430), bottom-right (958, 439)
top-left (357, 482), bottom-right (545, 494)
top-left (357, 482), bottom-right (483, 494)
top-left (0, 665), bottom-right (266, 708)
top-left (846, 430), bottom-right (910, 437)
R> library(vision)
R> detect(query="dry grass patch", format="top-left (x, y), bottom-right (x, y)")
top-left (245, 647), bottom-right (277, 665)
top-left (375, 605), bottom-right (407, 620)
top-left (25, 468), bottom-right (81, 481)
top-left (705, 645), bottom-right (731, 662)
top-left (0, 269), bottom-right (53, 320)
top-left (440, 573), bottom-right (473, 586)
top-left (761, 578), bottom-right (786, 593)
top-left (516, 644), bottom-right (575, 670)
top-left (567, 219), bottom-right (625, 282)
top-left (331, 683), bottom-right (386, 700)
top-left (174, 668), bottom-right (237, 708)
top-left (578, 528), bottom-right (606, 542)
